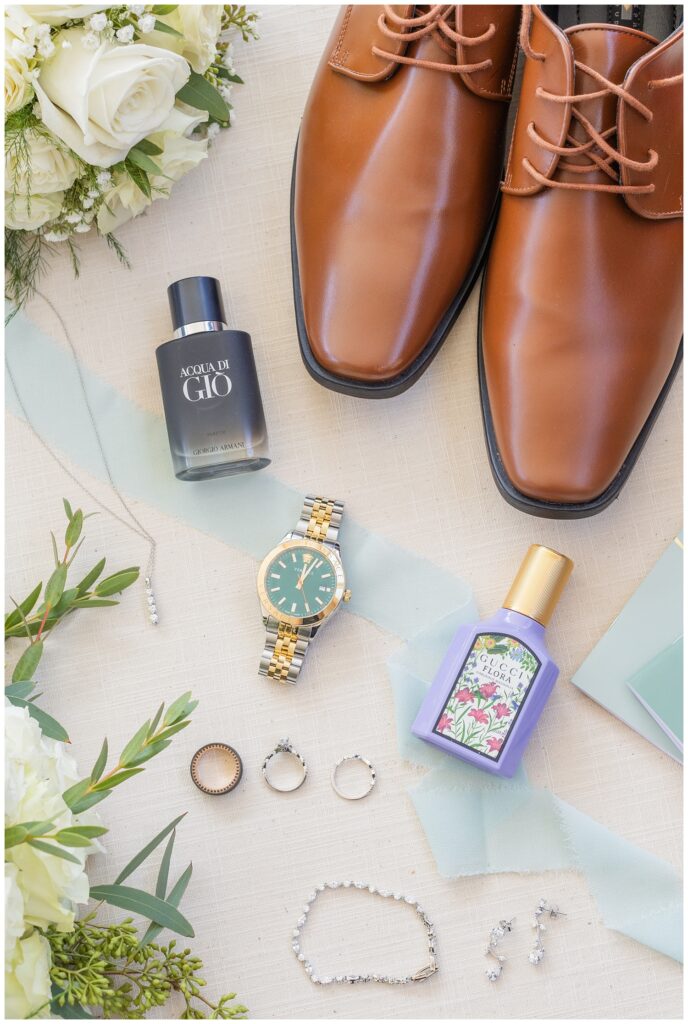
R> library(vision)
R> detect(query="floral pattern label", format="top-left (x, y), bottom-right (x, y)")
top-left (432, 633), bottom-right (540, 760)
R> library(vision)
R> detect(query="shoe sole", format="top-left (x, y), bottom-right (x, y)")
top-left (290, 138), bottom-right (501, 399)
top-left (477, 271), bottom-right (684, 519)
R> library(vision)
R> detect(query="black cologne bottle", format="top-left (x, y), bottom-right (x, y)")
top-left (156, 276), bottom-right (270, 480)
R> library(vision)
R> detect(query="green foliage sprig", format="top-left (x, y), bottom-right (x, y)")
top-left (5, 498), bottom-right (139, 679)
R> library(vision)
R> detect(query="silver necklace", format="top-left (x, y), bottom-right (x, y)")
top-left (6, 291), bottom-right (159, 626)
top-left (292, 881), bottom-right (438, 985)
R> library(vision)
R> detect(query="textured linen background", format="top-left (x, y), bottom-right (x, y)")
top-left (4, 4), bottom-right (683, 1018)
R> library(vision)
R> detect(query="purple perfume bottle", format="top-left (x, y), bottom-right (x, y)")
top-left (412, 545), bottom-right (573, 778)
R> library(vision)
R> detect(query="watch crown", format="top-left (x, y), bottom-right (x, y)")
top-left (343, 590), bottom-right (352, 603)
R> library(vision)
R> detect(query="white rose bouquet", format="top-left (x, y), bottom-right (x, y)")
top-left (5, 502), bottom-right (247, 1019)
top-left (5, 4), bottom-right (258, 310)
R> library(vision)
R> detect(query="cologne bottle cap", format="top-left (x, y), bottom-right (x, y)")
top-left (168, 276), bottom-right (228, 337)
top-left (502, 544), bottom-right (573, 626)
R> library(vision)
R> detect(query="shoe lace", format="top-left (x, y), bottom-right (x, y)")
top-left (371, 4), bottom-right (495, 74)
top-left (519, 5), bottom-right (683, 195)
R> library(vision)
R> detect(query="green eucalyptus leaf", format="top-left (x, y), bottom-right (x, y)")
top-left (66, 538), bottom-right (85, 567)
top-left (27, 838), bottom-right (82, 864)
top-left (153, 18), bottom-right (183, 36)
top-left (119, 720), bottom-right (150, 765)
top-left (133, 138), bottom-right (163, 155)
top-left (127, 147), bottom-right (163, 176)
top-left (162, 691), bottom-right (195, 727)
top-left (95, 568), bottom-right (139, 597)
top-left (124, 162), bottom-right (151, 198)
top-left (70, 598), bottom-right (119, 608)
top-left (45, 563), bottom-right (67, 608)
top-left (216, 68), bottom-right (244, 84)
top-left (127, 738), bottom-right (171, 767)
top-left (140, 861), bottom-right (192, 946)
top-left (4, 679), bottom-right (35, 699)
top-left (51, 531), bottom-right (60, 567)
top-left (12, 640), bottom-right (43, 682)
top-left (88, 884), bottom-right (195, 936)
top-left (156, 830), bottom-right (176, 898)
top-left (53, 830), bottom-right (98, 847)
top-left (52, 587), bottom-right (80, 617)
top-left (5, 582), bottom-right (42, 629)
top-left (5, 824), bottom-right (29, 847)
top-left (59, 825), bottom-right (108, 839)
top-left (76, 558), bottom-right (106, 595)
top-left (176, 71), bottom-right (229, 123)
top-left (155, 719), bottom-right (191, 743)
top-left (62, 778), bottom-right (91, 810)
top-left (152, 4), bottom-right (178, 13)
top-left (65, 508), bottom-right (83, 548)
top-left (148, 702), bottom-right (164, 737)
top-left (7, 695), bottom-right (69, 742)
top-left (63, 498), bottom-right (73, 520)
top-left (91, 738), bottom-right (108, 782)
top-left (114, 813), bottom-right (186, 884)
top-left (91, 767), bottom-right (144, 792)
top-left (68, 790), bottom-right (111, 815)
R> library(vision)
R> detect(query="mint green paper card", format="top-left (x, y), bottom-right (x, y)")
top-left (572, 535), bottom-right (683, 762)
top-left (628, 638), bottom-right (683, 758)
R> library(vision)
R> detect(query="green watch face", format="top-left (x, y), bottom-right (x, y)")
top-left (264, 545), bottom-right (338, 618)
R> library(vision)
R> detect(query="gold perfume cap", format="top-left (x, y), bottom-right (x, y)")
top-left (502, 545), bottom-right (573, 626)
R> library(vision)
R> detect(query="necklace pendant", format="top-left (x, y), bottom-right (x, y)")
top-left (145, 577), bottom-right (159, 625)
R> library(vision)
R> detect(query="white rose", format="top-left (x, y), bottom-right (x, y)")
top-left (5, 7), bottom-right (36, 112)
top-left (96, 171), bottom-right (153, 233)
top-left (5, 702), bottom-right (101, 933)
top-left (13, 5), bottom-right (110, 25)
top-left (5, 931), bottom-right (52, 1019)
top-left (33, 27), bottom-right (190, 167)
top-left (153, 133), bottom-right (209, 192)
top-left (5, 191), bottom-right (63, 230)
top-left (5, 864), bottom-right (26, 967)
top-left (6, 129), bottom-right (79, 197)
top-left (149, 5), bottom-right (223, 73)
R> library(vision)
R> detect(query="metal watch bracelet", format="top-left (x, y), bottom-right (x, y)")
top-left (259, 496), bottom-right (344, 683)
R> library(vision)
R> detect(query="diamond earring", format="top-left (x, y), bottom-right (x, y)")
top-left (528, 899), bottom-right (565, 966)
top-left (484, 918), bottom-right (514, 981)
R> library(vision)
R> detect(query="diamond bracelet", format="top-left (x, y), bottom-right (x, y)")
top-left (292, 881), bottom-right (439, 986)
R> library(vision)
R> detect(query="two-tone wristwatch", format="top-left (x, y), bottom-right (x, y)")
top-left (257, 495), bottom-right (351, 683)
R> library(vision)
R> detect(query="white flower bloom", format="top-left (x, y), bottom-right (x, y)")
top-left (74, 221), bottom-right (92, 232)
top-left (18, 5), bottom-right (110, 26)
top-left (65, 211), bottom-right (82, 223)
top-left (148, 5), bottom-right (223, 73)
top-left (207, 121), bottom-right (220, 140)
top-left (5, 864), bottom-right (25, 966)
top-left (61, 39), bottom-right (71, 48)
top-left (5, 931), bottom-right (52, 1019)
top-left (34, 27), bottom-right (190, 167)
top-left (129, 4), bottom-right (145, 15)
top-left (5, 190), bottom-right (63, 230)
top-left (82, 195), bottom-right (94, 208)
top-left (116, 24), bottom-right (134, 43)
top-left (5, 129), bottom-right (79, 196)
top-left (96, 171), bottom-right (152, 232)
top-left (81, 30), bottom-right (99, 49)
top-left (5, 8), bottom-right (36, 112)
top-left (4, 702), bottom-right (101, 933)
top-left (96, 169), bottom-right (112, 188)
top-left (138, 13), bottom-right (155, 34)
top-left (149, 131), bottom-right (209, 192)
top-left (89, 12), bottom-right (107, 31)
top-left (42, 228), bottom-right (70, 240)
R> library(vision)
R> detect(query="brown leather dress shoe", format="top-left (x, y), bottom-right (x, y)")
top-left (480, 4), bottom-right (683, 517)
top-left (292, 4), bottom-right (521, 397)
